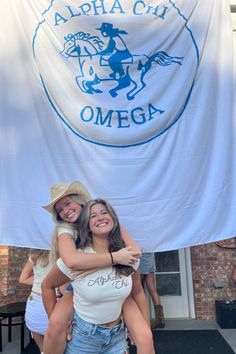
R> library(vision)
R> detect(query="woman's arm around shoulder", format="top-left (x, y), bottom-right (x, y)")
top-left (58, 233), bottom-right (112, 269)
top-left (58, 231), bottom-right (139, 270)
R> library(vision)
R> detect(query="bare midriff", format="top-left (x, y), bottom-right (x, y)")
top-left (99, 316), bottom-right (121, 327)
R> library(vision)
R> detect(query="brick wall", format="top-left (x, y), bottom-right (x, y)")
top-left (191, 238), bottom-right (236, 320)
top-left (1, 242), bottom-right (235, 320)
top-left (0, 246), bottom-right (31, 305)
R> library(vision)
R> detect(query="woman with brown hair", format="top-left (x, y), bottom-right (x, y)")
top-left (42, 199), bottom-right (155, 354)
top-left (42, 181), bottom-right (154, 354)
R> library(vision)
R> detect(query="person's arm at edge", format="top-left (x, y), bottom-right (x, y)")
top-left (215, 238), bottom-right (236, 249)
top-left (58, 234), bottom-right (139, 270)
top-left (41, 264), bottom-right (70, 318)
top-left (19, 260), bottom-right (34, 285)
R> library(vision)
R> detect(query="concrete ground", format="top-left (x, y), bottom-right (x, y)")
top-left (1, 319), bottom-right (236, 353)
top-left (163, 319), bottom-right (236, 353)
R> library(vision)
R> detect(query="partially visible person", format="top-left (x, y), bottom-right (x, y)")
top-left (231, 265), bottom-right (236, 284)
top-left (19, 249), bottom-right (53, 353)
top-left (140, 252), bottom-right (165, 328)
top-left (42, 181), bottom-right (152, 354)
top-left (42, 199), bottom-right (155, 354)
top-left (216, 238), bottom-right (236, 285)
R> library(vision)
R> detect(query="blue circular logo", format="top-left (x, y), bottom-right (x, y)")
top-left (33, 0), bottom-right (199, 147)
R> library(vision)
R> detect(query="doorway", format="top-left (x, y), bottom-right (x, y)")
top-left (149, 248), bottom-right (195, 319)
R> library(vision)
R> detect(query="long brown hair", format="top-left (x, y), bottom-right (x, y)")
top-left (76, 199), bottom-right (133, 276)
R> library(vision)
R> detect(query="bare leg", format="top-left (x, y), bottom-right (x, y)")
top-left (31, 332), bottom-right (44, 352)
top-left (43, 292), bottom-right (74, 354)
top-left (123, 296), bottom-right (155, 354)
top-left (141, 273), bottom-right (165, 328)
top-left (143, 273), bottom-right (161, 306)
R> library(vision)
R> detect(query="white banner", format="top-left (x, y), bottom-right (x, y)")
top-left (0, 0), bottom-right (235, 251)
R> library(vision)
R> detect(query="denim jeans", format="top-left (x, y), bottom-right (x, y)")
top-left (64, 312), bottom-right (128, 354)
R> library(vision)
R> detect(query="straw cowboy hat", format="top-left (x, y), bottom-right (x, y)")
top-left (42, 181), bottom-right (91, 213)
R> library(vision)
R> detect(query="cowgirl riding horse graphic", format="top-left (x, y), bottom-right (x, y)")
top-left (61, 22), bottom-right (183, 100)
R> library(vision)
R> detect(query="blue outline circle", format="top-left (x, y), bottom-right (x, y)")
top-left (32, 0), bottom-right (199, 148)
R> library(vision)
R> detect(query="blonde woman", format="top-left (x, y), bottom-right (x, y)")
top-left (19, 249), bottom-right (53, 352)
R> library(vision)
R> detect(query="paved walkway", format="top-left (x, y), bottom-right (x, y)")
top-left (1, 319), bottom-right (236, 353)
top-left (163, 319), bottom-right (236, 353)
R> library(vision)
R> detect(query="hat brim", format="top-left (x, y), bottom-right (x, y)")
top-left (42, 181), bottom-right (91, 213)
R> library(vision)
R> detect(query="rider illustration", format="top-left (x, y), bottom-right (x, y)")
top-left (97, 23), bottom-right (132, 79)
top-left (60, 26), bottom-right (183, 99)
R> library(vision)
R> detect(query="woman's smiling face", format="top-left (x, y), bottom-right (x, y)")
top-left (89, 203), bottom-right (114, 236)
top-left (55, 195), bottom-right (83, 223)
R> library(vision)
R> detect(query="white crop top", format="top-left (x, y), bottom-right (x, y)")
top-left (57, 246), bottom-right (139, 324)
top-left (58, 225), bottom-right (78, 240)
top-left (30, 258), bottom-right (52, 294)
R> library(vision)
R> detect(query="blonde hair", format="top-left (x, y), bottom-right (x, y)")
top-left (50, 227), bottom-right (60, 263)
top-left (30, 249), bottom-right (51, 267)
top-left (50, 194), bottom-right (83, 262)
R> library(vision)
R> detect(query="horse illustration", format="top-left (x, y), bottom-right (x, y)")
top-left (60, 26), bottom-right (183, 100)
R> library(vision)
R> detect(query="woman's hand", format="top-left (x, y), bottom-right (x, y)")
top-left (112, 247), bottom-right (141, 266)
top-left (66, 319), bottom-right (74, 342)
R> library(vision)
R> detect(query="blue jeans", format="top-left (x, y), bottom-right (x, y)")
top-left (64, 313), bottom-right (128, 354)
top-left (140, 252), bottom-right (156, 274)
